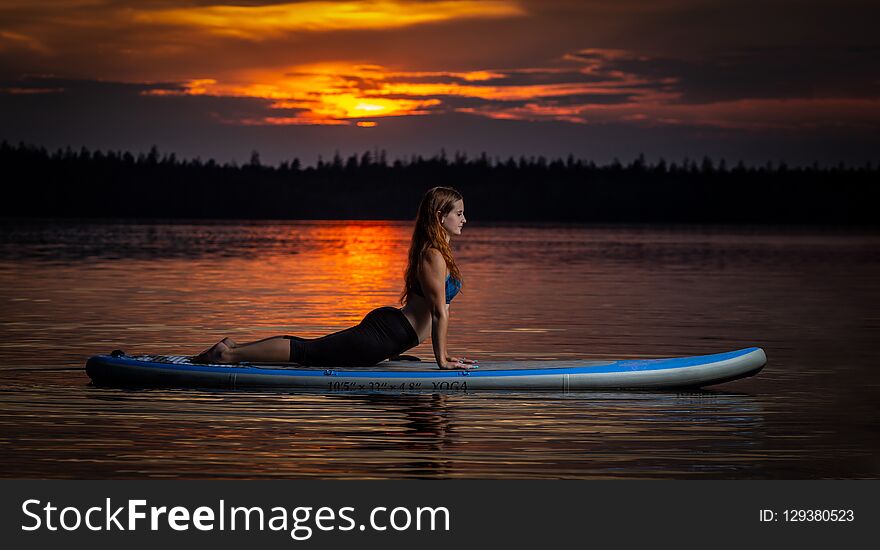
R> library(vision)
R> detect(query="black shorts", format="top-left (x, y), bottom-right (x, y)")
top-left (284, 307), bottom-right (419, 368)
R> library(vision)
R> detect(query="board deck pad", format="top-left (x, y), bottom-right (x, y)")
top-left (131, 355), bottom-right (618, 371)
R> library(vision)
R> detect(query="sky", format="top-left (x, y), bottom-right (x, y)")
top-left (1, 0), bottom-right (878, 166)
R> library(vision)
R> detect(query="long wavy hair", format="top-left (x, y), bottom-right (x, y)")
top-left (401, 186), bottom-right (464, 304)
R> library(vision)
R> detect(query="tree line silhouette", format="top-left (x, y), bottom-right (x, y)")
top-left (2, 140), bottom-right (877, 224)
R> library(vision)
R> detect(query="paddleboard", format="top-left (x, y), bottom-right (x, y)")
top-left (85, 347), bottom-right (766, 391)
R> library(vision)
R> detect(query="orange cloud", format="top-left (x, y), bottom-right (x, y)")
top-left (130, 1), bottom-right (526, 39)
top-left (0, 30), bottom-right (50, 54)
top-left (273, 93), bottom-right (441, 121)
top-left (137, 48), bottom-right (877, 131)
top-left (148, 60), bottom-right (656, 126)
top-left (154, 64), bottom-right (444, 125)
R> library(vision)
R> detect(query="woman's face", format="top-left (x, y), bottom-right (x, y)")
top-left (440, 199), bottom-right (466, 238)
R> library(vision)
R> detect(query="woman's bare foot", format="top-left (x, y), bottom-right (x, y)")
top-left (191, 340), bottom-right (232, 364)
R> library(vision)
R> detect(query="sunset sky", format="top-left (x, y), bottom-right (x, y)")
top-left (1, 0), bottom-right (878, 165)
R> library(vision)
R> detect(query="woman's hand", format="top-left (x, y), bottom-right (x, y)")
top-left (439, 356), bottom-right (479, 369)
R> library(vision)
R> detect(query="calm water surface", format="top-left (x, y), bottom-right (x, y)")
top-left (1, 220), bottom-right (878, 478)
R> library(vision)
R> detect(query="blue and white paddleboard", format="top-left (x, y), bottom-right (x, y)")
top-left (85, 348), bottom-right (766, 391)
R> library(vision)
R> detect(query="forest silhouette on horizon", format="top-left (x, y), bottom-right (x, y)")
top-left (2, 141), bottom-right (877, 225)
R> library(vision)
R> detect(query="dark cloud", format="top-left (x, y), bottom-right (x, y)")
top-left (474, 70), bottom-right (615, 87)
top-left (0, 77), bottom-right (304, 149)
top-left (522, 0), bottom-right (880, 56)
top-left (374, 92), bottom-right (634, 110)
top-left (0, 76), bottom-right (180, 94)
top-left (539, 92), bottom-right (635, 106)
top-left (374, 94), bottom-right (530, 110)
top-left (599, 47), bottom-right (880, 104)
top-left (382, 74), bottom-right (475, 85)
top-left (379, 70), bottom-right (613, 87)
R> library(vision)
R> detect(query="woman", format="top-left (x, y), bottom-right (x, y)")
top-left (192, 186), bottom-right (477, 370)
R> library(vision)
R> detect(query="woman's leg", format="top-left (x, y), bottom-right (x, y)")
top-left (193, 308), bottom-right (416, 366)
top-left (195, 337), bottom-right (236, 358)
top-left (192, 336), bottom-right (289, 364)
top-left (293, 308), bottom-right (417, 368)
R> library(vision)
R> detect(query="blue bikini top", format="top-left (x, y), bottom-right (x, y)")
top-left (411, 275), bottom-right (461, 304)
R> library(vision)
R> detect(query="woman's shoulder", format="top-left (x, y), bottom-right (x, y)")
top-left (421, 247), bottom-right (444, 263)
top-left (419, 248), bottom-right (448, 276)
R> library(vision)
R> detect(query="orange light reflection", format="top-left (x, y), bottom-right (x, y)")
top-left (297, 222), bottom-right (407, 329)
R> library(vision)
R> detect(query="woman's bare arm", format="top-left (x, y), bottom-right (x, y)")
top-left (418, 249), bottom-right (475, 369)
top-left (419, 249), bottom-right (451, 368)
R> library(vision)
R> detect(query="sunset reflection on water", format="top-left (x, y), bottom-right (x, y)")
top-left (1, 221), bottom-right (879, 478)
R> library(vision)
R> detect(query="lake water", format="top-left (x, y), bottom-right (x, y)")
top-left (1, 220), bottom-right (878, 478)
